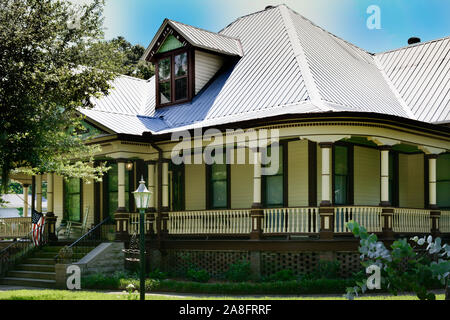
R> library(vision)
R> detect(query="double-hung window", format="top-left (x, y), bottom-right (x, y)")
top-left (437, 153), bottom-right (450, 208)
top-left (263, 145), bottom-right (285, 208)
top-left (157, 50), bottom-right (189, 107)
top-left (209, 163), bottom-right (228, 209)
top-left (333, 145), bottom-right (353, 205)
top-left (64, 178), bottom-right (82, 222)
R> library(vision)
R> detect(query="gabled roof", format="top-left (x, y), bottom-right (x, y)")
top-left (142, 19), bottom-right (243, 61)
top-left (80, 4), bottom-right (450, 136)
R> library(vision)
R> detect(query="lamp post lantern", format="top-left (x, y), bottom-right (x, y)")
top-left (133, 177), bottom-right (151, 301)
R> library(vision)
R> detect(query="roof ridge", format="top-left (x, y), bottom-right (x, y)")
top-left (285, 5), bottom-right (373, 56)
top-left (278, 5), bottom-right (329, 112)
top-left (218, 4), bottom-right (282, 34)
top-left (373, 55), bottom-right (417, 120)
top-left (376, 35), bottom-right (450, 55)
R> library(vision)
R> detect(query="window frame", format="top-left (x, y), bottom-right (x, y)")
top-left (154, 47), bottom-right (194, 108)
top-left (63, 178), bottom-right (83, 223)
top-left (332, 143), bottom-right (354, 206)
top-left (206, 160), bottom-right (231, 210)
top-left (102, 161), bottom-right (133, 218)
top-left (436, 153), bottom-right (450, 209)
top-left (262, 142), bottom-right (288, 208)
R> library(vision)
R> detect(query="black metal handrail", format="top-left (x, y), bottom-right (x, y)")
top-left (0, 222), bottom-right (48, 277)
top-left (54, 216), bottom-right (112, 264)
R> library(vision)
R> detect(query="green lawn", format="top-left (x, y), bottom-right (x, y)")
top-left (0, 290), bottom-right (445, 300)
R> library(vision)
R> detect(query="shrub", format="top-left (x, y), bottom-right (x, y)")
top-left (148, 268), bottom-right (168, 280)
top-left (186, 268), bottom-right (210, 283)
top-left (306, 260), bottom-right (341, 280)
top-left (225, 261), bottom-right (252, 282)
top-left (264, 269), bottom-right (296, 282)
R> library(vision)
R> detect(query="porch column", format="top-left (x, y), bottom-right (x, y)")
top-left (46, 173), bottom-right (54, 214)
top-left (160, 159), bottom-right (170, 236)
top-left (379, 146), bottom-right (394, 239)
top-left (427, 154), bottom-right (440, 237)
top-left (251, 149), bottom-right (264, 240)
top-left (146, 160), bottom-right (156, 237)
top-left (45, 173), bottom-right (58, 241)
top-left (35, 174), bottom-right (42, 213)
top-left (428, 155), bottom-right (438, 209)
top-left (114, 159), bottom-right (129, 241)
top-left (116, 160), bottom-right (127, 212)
top-left (380, 146), bottom-right (391, 207)
top-left (319, 142), bottom-right (334, 239)
top-left (23, 184), bottom-right (29, 217)
top-left (162, 161), bottom-right (169, 211)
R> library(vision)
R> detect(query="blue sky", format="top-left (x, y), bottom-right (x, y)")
top-left (96, 0), bottom-right (450, 53)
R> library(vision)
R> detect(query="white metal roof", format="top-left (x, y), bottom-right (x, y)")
top-left (375, 37), bottom-right (450, 123)
top-left (80, 4), bottom-right (449, 136)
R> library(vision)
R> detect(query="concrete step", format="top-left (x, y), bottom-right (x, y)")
top-left (15, 264), bottom-right (55, 273)
top-left (39, 246), bottom-right (66, 253)
top-left (0, 277), bottom-right (55, 288)
top-left (23, 258), bottom-right (55, 266)
top-left (7, 270), bottom-right (55, 281)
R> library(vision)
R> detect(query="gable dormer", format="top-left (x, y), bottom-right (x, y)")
top-left (142, 19), bottom-right (243, 108)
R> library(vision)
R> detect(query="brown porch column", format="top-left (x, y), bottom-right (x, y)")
top-left (250, 149), bottom-right (264, 240)
top-left (319, 142), bottom-right (334, 239)
top-left (427, 154), bottom-right (440, 237)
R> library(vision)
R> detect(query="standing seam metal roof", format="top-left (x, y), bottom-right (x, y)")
top-left (79, 4), bottom-right (449, 136)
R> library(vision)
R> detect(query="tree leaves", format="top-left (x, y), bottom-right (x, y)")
top-left (0, 0), bottom-right (122, 190)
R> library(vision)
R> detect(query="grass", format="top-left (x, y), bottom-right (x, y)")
top-left (0, 289), bottom-right (445, 300)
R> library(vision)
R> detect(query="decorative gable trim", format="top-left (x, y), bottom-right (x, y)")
top-left (148, 23), bottom-right (190, 62)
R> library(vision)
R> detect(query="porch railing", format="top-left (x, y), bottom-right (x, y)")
top-left (263, 207), bottom-right (319, 234)
top-left (168, 209), bottom-right (251, 235)
top-left (0, 217), bottom-right (32, 239)
top-left (334, 206), bottom-right (382, 233)
top-left (440, 211), bottom-right (450, 233)
top-left (393, 208), bottom-right (431, 233)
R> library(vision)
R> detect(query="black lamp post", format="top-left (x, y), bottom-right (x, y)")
top-left (133, 177), bottom-right (151, 301)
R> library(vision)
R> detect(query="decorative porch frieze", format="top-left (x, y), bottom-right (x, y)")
top-left (299, 135), bottom-right (350, 144)
top-left (367, 137), bottom-right (400, 146)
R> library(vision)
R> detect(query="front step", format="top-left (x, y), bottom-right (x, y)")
top-left (0, 277), bottom-right (55, 288)
top-left (1, 244), bottom-right (97, 289)
top-left (7, 270), bottom-right (56, 281)
top-left (24, 258), bottom-right (55, 265)
top-left (15, 264), bottom-right (55, 273)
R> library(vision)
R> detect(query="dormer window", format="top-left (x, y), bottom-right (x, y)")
top-left (145, 20), bottom-right (243, 109)
top-left (156, 48), bottom-right (192, 108)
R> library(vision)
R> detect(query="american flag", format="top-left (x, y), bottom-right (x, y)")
top-left (31, 209), bottom-right (45, 247)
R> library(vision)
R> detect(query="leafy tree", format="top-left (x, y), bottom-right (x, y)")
top-left (110, 36), bottom-right (154, 80)
top-left (345, 221), bottom-right (450, 300)
top-left (0, 0), bottom-right (123, 191)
